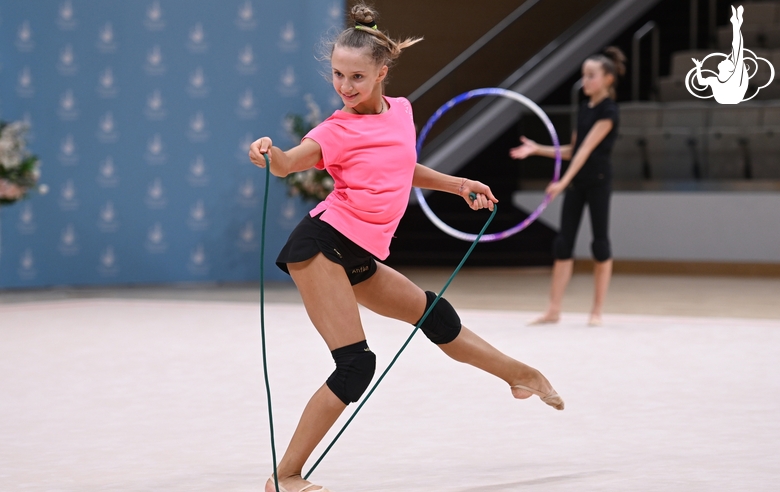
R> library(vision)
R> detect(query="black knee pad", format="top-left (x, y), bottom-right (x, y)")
top-left (552, 235), bottom-right (574, 260)
top-left (326, 340), bottom-right (376, 405)
top-left (591, 239), bottom-right (612, 262)
top-left (416, 291), bottom-right (461, 345)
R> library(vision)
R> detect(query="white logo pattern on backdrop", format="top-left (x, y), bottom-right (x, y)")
top-left (98, 111), bottom-right (119, 142)
top-left (97, 156), bottom-right (119, 187)
top-left (145, 45), bottom-right (166, 75)
top-left (188, 244), bottom-right (210, 275)
top-left (188, 156), bottom-right (209, 186)
top-left (18, 249), bottom-right (37, 280)
top-left (58, 1), bottom-right (77, 30)
top-left (236, 89), bottom-right (258, 119)
top-left (18, 204), bottom-right (37, 235)
top-left (59, 89), bottom-right (79, 120)
top-left (278, 22), bottom-right (298, 52)
top-left (99, 246), bottom-right (119, 276)
top-left (98, 201), bottom-right (120, 232)
top-left (97, 22), bottom-right (117, 53)
top-left (145, 134), bottom-right (167, 164)
top-left (187, 67), bottom-right (209, 97)
top-left (17, 66), bottom-right (35, 97)
top-left (236, 1), bottom-right (256, 30)
top-left (98, 67), bottom-right (118, 98)
top-left (145, 223), bottom-right (168, 254)
top-left (59, 134), bottom-right (79, 165)
top-left (59, 224), bottom-right (80, 256)
top-left (145, 90), bottom-right (167, 120)
top-left (145, 178), bottom-right (167, 209)
top-left (16, 21), bottom-right (35, 51)
top-left (59, 179), bottom-right (79, 211)
top-left (237, 45), bottom-right (257, 74)
top-left (144, 1), bottom-right (165, 30)
top-left (58, 44), bottom-right (78, 75)
top-left (187, 23), bottom-right (208, 53)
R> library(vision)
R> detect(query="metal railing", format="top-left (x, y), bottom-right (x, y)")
top-left (632, 20), bottom-right (659, 100)
top-left (407, 0), bottom-right (542, 103)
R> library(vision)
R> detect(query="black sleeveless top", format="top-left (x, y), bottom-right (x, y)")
top-left (570, 98), bottom-right (619, 185)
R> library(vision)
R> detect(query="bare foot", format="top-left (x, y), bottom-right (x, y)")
top-left (527, 312), bottom-right (560, 325)
top-left (509, 368), bottom-right (565, 410)
top-left (266, 474), bottom-right (329, 492)
top-left (588, 314), bottom-right (602, 326)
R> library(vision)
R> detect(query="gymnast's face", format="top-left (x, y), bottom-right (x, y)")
top-left (581, 59), bottom-right (613, 98)
top-left (331, 46), bottom-right (388, 112)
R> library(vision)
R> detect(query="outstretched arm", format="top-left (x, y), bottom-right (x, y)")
top-left (545, 119), bottom-right (613, 199)
top-left (510, 132), bottom-right (576, 161)
top-left (412, 164), bottom-right (498, 211)
top-left (248, 137), bottom-right (322, 178)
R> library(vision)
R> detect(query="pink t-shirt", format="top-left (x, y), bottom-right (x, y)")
top-left (304, 96), bottom-right (417, 260)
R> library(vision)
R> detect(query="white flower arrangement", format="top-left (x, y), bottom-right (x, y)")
top-left (0, 120), bottom-right (45, 206)
top-left (283, 94), bottom-right (334, 202)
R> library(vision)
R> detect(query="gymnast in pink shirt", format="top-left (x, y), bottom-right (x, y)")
top-left (249, 4), bottom-right (564, 492)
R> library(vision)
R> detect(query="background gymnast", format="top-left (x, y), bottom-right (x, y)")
top-left (510, 47), bottom-right (626, 327)
top-left (249, 4), bottom-right (564, 492)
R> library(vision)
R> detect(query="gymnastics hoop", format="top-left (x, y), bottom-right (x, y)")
top-left (414, 87), bottom-right (562, 242)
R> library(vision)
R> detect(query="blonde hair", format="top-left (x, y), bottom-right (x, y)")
top-left (587, 46), bottom-right (627, 99)
top-left (327, 3), bottom-right (422, 70)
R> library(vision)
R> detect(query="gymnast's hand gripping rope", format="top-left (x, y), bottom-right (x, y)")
top-left (257, 155), bottom-right (497, 489)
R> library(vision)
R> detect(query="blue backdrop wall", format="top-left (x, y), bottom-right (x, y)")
top-left (0, 0), bottom-right (345, 288)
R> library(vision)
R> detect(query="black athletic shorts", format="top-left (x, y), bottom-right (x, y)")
top-left (276, 212), bottom-right (378, 285)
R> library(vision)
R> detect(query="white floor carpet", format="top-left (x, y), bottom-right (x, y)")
top-left (1, 300), bottom-right (778, 491)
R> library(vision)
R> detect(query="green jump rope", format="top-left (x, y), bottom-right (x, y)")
top-left (258, 154), bottom-right (497, 491)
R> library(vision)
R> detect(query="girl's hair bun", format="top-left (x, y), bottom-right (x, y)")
top-left (603, 46), bottom-right (627, 77)
top-left (350, 4), bottom-right (377, 25)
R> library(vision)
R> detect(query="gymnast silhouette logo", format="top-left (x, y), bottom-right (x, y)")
top-left (686, 5), bottom-right (775, 104)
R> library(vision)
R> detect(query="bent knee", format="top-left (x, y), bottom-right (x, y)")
top-left (591, 239), bottom-right (612, 262)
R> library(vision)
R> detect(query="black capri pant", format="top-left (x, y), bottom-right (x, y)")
top-left (553, 179), bottom-right (612, 262)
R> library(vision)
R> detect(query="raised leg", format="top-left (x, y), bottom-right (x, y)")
top-left (267, 253), bottom-right (366, 492)
top-left (353, 263), bottom-right (563, 409)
